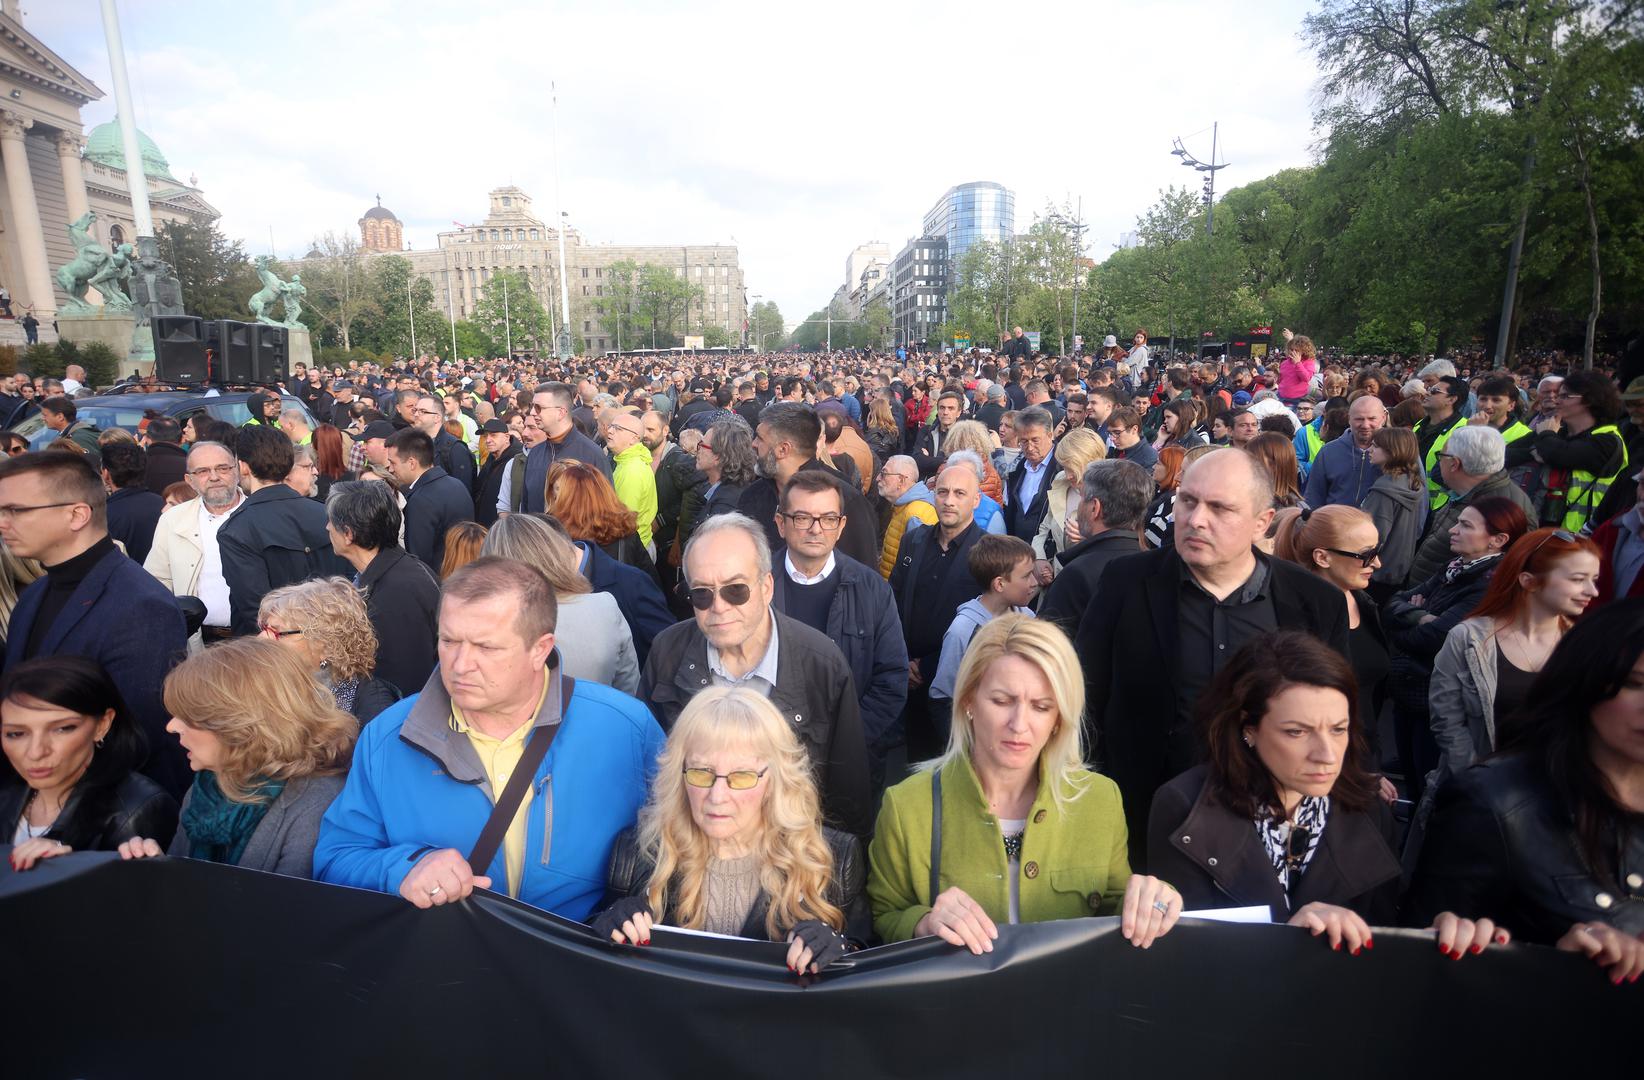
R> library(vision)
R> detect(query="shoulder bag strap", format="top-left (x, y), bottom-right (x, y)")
top-left (928, 769), bottom-right (943, 906)
top-left (467, 673), bottom-right (576, 878)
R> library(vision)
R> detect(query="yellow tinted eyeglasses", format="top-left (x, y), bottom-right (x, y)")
top-left (682, 767), bottom-right (767, 790)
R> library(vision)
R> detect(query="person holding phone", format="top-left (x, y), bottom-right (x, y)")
top-left (1148, 632), bottom-right (1505, 958)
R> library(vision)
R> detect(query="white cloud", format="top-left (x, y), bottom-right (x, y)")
top-left (29, 0), bottom-right (1323, 326)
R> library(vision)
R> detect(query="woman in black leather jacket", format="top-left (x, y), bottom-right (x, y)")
top-left (1410, 599), bottom-right (1644, 983)
top-left (1148, 632), bottom-right (1503, 958)
top-left (2, 657), bottom-right (177, 869)
top-left (591, 687), bottom-right (871, 974)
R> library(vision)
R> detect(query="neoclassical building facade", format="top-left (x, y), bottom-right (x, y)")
top-left (0, 4), bottom-right (217, 325)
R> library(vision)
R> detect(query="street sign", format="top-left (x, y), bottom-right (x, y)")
top-left (954, 336), bottom-right (971, 348)
top-left (1026, 331), bottom-right (1042, 352)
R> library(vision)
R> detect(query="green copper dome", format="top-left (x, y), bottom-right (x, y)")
top-left (83, 118), bottom-right (176, 181)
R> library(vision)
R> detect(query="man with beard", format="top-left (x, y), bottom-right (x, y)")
top-left (143, 439), bottom-right (247, 646)
top-left (642, 409), bottom-right (700, 574)
top-left (737, 402), bottom-right (878, 566)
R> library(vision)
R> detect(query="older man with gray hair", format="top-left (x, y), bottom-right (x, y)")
top-left (144, 440), bottom-right (245, 646)
top-left (638, 511), bottom-right (872, 837)
top-left (1038, 459), bottom-right (1156, 631)
top-left (1403, 424), bottom-right (1536, 586)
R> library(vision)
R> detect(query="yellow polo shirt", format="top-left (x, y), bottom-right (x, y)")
top-left (450, 673), bottom-right (551, 898)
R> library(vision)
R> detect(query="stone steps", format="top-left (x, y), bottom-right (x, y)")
top-left (0, 317), bottom-right (57, 347)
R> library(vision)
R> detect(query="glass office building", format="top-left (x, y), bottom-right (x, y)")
top-left (922, 182), bottom-right (1016, 268)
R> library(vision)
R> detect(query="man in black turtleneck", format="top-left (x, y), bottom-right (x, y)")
top-left (0, 451), bottom-right (190, 797)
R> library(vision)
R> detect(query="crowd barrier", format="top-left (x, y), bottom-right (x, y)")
top-left (0, 850), bottom-right (1630, 1077)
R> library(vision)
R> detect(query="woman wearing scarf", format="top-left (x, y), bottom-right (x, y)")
top-left (1148, 632), bottom-right (1505, 959)
top-left (1384, 496), bottom-right (1529, 803)
top-left (116, 638), bottom-right (355, 878)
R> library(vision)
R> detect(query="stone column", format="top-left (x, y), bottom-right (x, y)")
top-left (0, 110), bottom-right (57, 321)
top-left (55, 130), bottom-right (90, 222)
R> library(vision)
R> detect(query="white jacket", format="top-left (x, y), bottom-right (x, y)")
top-left (144, 497), bottom-right (214, 653)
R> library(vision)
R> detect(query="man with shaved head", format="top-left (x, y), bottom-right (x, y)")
top-left (1073, 448), bottom-right (1351, 869)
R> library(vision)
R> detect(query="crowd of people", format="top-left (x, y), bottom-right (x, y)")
top-left (2, 333), bottom-right (1641, 985)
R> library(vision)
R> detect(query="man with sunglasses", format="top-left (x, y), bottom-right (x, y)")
top-left (0, 451), bottom-right (190, 798)
top-left (767, 470), bottom-right (908, 797)
top-left (640, 512), bottom-right (872, 839)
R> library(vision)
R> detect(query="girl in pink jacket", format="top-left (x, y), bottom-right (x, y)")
top-left (1276, 329), bottom-right (1317, 404)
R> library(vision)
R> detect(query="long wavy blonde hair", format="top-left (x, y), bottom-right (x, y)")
top-left (639, 687), bottom-right (844, 937)
top-left (163, 637), bottom-right (357, 803)
top-left (927, 614), bottom-right (1092, 816)
top-left (257, 577), bottom-right (379, 683)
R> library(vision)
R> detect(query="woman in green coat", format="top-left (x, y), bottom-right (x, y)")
top-left (868, 614), bottom-right (1182, 953)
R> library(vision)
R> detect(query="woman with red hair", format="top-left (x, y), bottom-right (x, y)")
top-left (1143, 445), bottom-right (1186, 549)
top-left (1429, 528), bottom-right (1601, 775)
top-left (547, 460), bottom-right (660, 585)
top-left (311, 424), bottom-right (356, 503)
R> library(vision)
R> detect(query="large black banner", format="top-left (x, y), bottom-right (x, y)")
top-left (1, 852), bottom-right (1630, 1077)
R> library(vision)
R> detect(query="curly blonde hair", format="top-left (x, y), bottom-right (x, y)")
top-left (256, 577), bottom-right (379, 683)
top-left (929, 614), bottom-right (1092, 816)
top-left (639, 687), bottom-right (844, 938)
top-left (163, 637), bottom-right (356, 803)
top-left (1053, 427), bottom-right (1106, 477)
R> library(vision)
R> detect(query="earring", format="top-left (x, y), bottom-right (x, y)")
top-left (1242, 736), bottom-right (1253, 748)
top-left (95, 737), bottom-right (105, 749)
top-left (319, 658), bottom-right (331, 670)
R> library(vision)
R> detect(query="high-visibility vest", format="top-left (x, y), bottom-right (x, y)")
top-left (1560, 423), bottom-right (1628, 533)
top-left (1498, 419), bottom-right (1532, 447)
top-left (1303, 422), bottom-right (1323, 462)
top-left (1415, 414), bottom-right (1464, 511)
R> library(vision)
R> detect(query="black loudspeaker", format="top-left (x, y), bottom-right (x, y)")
top-left (250, 323), bottom-right (289, 386)
top-left (152, 315), bottom-right (207, 385)
top-left (206, 320), bottom-right (255, 384)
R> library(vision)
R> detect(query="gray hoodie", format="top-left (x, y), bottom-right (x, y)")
top-left (1362, 472), bottom-right (1426, 587)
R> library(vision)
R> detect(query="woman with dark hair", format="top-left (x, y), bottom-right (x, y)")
top-left (548, 459), bottom-right (660, 585)
top-left (2, 657), bottom-right (178, 868)
top-left (1386, 495), bottom-right (1530, 798)
top-left (1361, 426), bottom-right (1426, 601)
top-left (1410, 599), bottom-right (1644, 980)
top-left (1248, 432), bottom-right (1306, 511)
top-left (1143, 445), bottom-right (1186, 550)
top-left (311, 423), bottom-right (356, 502)
top-left (677, 419), bottom-right (758, 558)
top-left (1153, 399), bottom-right (1206, 451)
top-left (1429, 528), bottom-right (1601, 774)
top-left (1148, 632), bottom-right (1503, 956)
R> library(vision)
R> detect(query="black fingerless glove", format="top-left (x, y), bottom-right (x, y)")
top-left (589, 895), bottom-right (653, 942)
top-left (789, 919), bottom-right (848, 969)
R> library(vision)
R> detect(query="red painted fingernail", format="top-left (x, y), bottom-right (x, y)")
top-left (1437, 944), bottom-right (1450, 956)
top-left (1470, 944), bottom-right (1483, 954)
top-left (1612, 974), bottom-right (1624, 986)
top-left (1452, 949), bottom-right (1462, 961)
top-left (1350, 946), bottom-right (1360, 957)
top-left (1365, 939), bottom-right (1374, 950)
top-left (1332, 941), bottom-right (1340, 951)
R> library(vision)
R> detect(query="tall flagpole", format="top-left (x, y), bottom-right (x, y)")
top-left (551, 82), bottom-right (573, 360)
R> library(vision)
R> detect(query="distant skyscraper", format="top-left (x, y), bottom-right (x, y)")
top-left (922, 182), bottom-right (1015, 267)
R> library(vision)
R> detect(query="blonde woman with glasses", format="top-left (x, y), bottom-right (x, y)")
top-left (868, 615), bottom-right (1181, 954)
top-left (591, 686), bottom-right (869, 974)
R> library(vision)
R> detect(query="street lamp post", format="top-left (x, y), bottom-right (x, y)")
top-left (1170, 121), bottom-right (1230, 358)
top-left (748, 293), bottom-right (762, 350)
top-left (441, 246), bottom-right (458, 360)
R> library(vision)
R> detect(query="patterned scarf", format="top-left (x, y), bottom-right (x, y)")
top-left (1444, 552), bottom-right (1500, 585)
top-left (1254, 796), bottom-right (1329, 908)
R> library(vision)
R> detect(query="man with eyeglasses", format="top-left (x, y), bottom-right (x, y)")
top-left (515, 383), bottom-right (612, 515)
top-left (0, 450), bottom-right (190, 798)
top-left (768, 469), bottom-right (907, 796)
top-left (1414, 375), bottom-right (1469, 511)
top-left (639, 512), bottom-right (872, 838)
top-left (412, 394), bottom-right (475, 494)
top-left (143, 440), bottom-right (245, 648)
top-left (605, 412), bottom-right (658, 553)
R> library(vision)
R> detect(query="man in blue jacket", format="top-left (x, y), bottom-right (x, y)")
top-left (1303, 394), bottom-right (1387, 508)
top-left (314, 557), bottom-right (663, 919)
top-left (0, 452), bottom-right (189, 797)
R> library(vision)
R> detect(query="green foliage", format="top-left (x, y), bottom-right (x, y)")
top-left (77, 341), bottom-right (121, 388)
top-left (468, 268), bottom-right (551, 357)
top-left (699, 325), bottom-right (733, 349)
top-left (22, 343), bottom-right (60, 379)
top-left (596, 261), bottom-right (702, 350)
top-left (155, 219), bottom-right (261, 321)
top-left (749, 300), bottom-right (785, 351)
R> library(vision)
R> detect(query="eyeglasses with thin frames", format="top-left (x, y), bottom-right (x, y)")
top-left (0, 501), bottom-right (83, 524)
top-left (682, 766), bottom-right (767, 790)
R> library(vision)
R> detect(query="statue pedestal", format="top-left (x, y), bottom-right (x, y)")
top-left (57, 310), bottom-right (152, 378)
top-left (287, 326), bottom-right (313, 379)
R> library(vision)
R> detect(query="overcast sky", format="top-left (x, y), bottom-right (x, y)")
top-left (33, 0), bottom-right (1324, 327)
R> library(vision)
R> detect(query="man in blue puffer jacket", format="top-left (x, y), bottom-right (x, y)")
top-left (314, 557), bottom-right (663, 920)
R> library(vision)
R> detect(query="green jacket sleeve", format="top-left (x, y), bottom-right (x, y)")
top-left (1099, 781), bottom-right (1134, 916)
top-left (866, 783), bottom-right (931, 943)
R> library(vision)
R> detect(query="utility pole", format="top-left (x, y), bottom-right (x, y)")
top-left (1171, 121), bottom-right (1229, 357)
top-left (551, 83), bottom-right (573, 360)
top-left (406, 270), bottom-right (417, 358)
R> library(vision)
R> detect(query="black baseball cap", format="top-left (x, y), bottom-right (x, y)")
top-left (361, 420), bottom-right (397, 441)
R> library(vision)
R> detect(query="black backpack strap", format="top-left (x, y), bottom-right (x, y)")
top-left (466, 673), bottom-right (576, 878)
top-left (928, 769), bottom-right (943, 906)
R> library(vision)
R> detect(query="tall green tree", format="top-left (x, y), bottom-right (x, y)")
top-left (155, 219), bottom-right (259, 321)
top-left (470, 268), bottom-right (551, 357)
top-left (748, 299), bottom-right (785, 351)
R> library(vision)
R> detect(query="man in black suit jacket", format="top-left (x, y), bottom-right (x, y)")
top-left (1002, 407), bottom-right (1060, 542)
top-left (891, 460), bottom-right (987, 760)
top-left (411, 393), bottom-right (475, 493)
top-left (737, 402), bottom-right (878, 567)
top-left (1075, 449), bottom-right (1349, 869)
top-left (1036, 458), bottom-right (1155, 633)
top-left (385, 427), bottom-right (475, 571)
